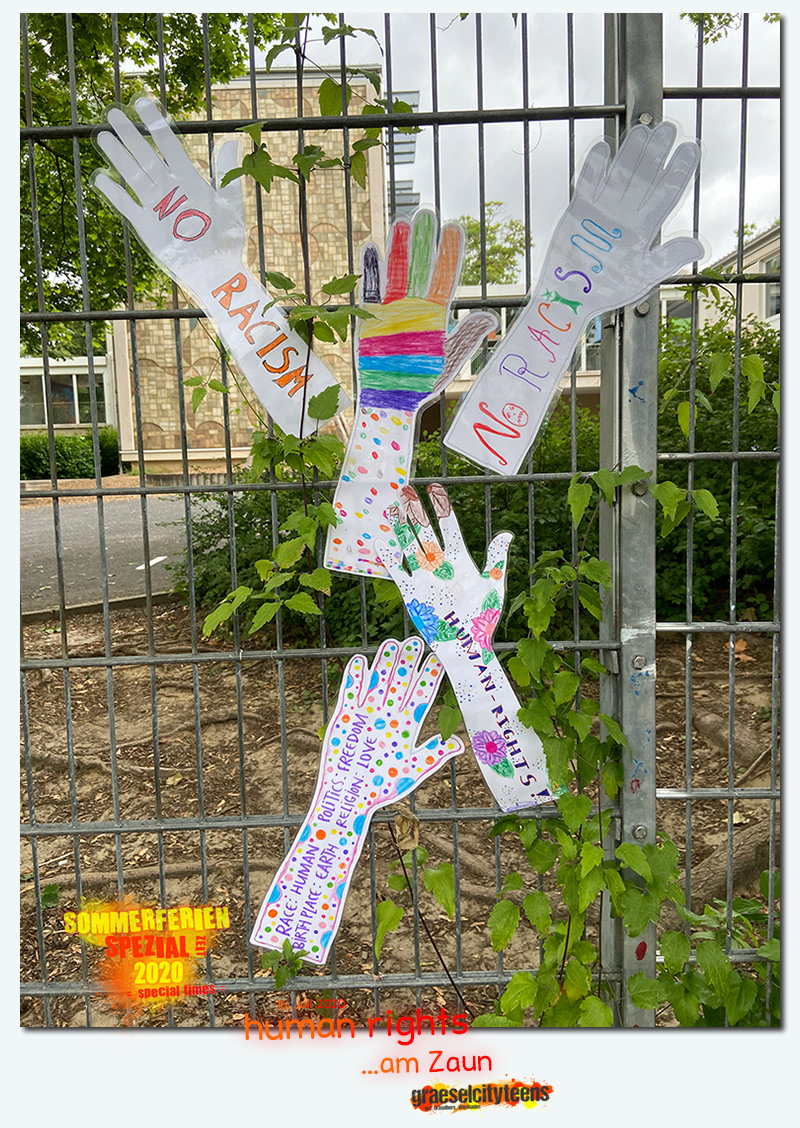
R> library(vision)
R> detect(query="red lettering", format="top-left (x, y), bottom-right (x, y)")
top-left (153, 187), bottom-right (188, 220)
top-left (527, 325), bottom-right (559, 363)
top-left (244, 319), bottom-right (280, 346)
top-left (172, 209), bottom-right (211, 242)
top-left (471, 402), bottom-right (520, 467)
top-left (211, 273), bottom-right (247, 310)
top-left (256, 335), bottom-right (290, 366)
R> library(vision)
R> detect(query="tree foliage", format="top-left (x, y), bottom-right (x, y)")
top-left (20, 12), bottom-right (293, 356)
top-left (454, 200), bottom-right (531, 286)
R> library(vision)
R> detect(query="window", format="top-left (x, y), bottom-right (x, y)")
top-left (765, 253), bottom-right (780, 317)
top-left (19, 364), bottom-right (107, 428)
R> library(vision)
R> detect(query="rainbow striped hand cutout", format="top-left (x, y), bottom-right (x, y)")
top-left (375, 485), bottom-right (553, 813)
top-left (324, 210), bottom-right (497, 578)
top-left (250, 638), bottom-right (463, 963)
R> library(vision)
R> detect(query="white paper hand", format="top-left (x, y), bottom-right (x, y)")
top-left (250, 637), bottom-right (463, 963)
top-left (376, 485), bottom-right (552, 812)
top-left (91, 96), bottom-right (351, 434)
top-left (445, 121), bottom-right (704, 474)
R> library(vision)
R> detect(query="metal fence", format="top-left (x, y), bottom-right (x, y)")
top-left (20, 12), bottom-right (780, 1028)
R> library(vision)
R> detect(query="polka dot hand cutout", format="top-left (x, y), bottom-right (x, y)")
top-left (249, 637), bottom-right (464, 964)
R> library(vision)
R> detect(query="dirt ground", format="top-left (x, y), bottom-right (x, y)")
top-left (20, 605), bottom-right (778, 1028)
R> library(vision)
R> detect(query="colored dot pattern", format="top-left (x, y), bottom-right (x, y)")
top-left (250, 638), bottom-right (464, 964)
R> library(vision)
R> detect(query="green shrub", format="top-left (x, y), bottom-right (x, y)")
top-left (19, 427), bottom-right (120, 480)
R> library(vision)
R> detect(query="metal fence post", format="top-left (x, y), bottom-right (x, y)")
top-left (600, 12), bottom-right (663, 1027)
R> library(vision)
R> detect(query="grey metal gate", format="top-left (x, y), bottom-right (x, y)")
top-left (20, 12), bottom-right (780, 1028)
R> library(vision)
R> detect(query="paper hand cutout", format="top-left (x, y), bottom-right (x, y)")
top-left (445, 121), bottom-right (704, 473)
top-left (376, 485), bottom-right (552, 812)
top-left (91, 96), bottom-right (350, 435)
top-left (250, 637), bottom-right (463, 963)
top-left (324, 209), bottom-right (497, 578)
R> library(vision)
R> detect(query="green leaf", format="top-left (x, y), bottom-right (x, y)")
top-left (677, 400), bottom-right (692, 437)
top-left (321, 273), bottom-right (361, 295)
top-left (708, 352), bottom-right (729, 390)
top-left (507, 656), bottom-right (530, 687)
top-left (660, 929), bottom-right (691, 974)
top-left (273, 537), bottom-right (308, 568)
top-left (265, 270), bottom-right (295, 291)
top-left (760, 869), bottom-right (780, 901)
top-left (557, 791), bottom-right (592, 834)
top-left (581, 656), bottom-right (608, 677)
top-left (422, 862), bottom-right (455, 918)
top-left (285, 591), bottom-right (322, 616)
top-left (438, 702), bottom-right (462, 742)
top-left (598, 713), bottom-right (630, 750)
top-left (617, 465), bottom-right (651, 488)
top-left (500, 971), bottom-right (537, 1015)
top-left (667, 979), bottom-right (700, 1026)
top-left (374, 899), bottom-right (403, 959)
top-left (748, 380), bottom-right (767, 413)
top-left (552, 670), bottom-right (580, 706)
top-left (578, 865), bottom-right (606, 912)
top-left (304, 381), bottom-right (341, 423)
top-left (577, 583), bottom-right (604, 620)
top-left (772, 384), bottom-right (780, 414)
top-left (524, 836), bottom-right (559, 874)
top-left (40, 884), bottom-right (60, 908)
top-left (564, 958), bottom-right (591, 1002)
top-left (191, 385), bottom-right (207, 412)
top-left (522, 890), bottom-right (551, 934)
top-left (577, 996), bottom-right (613, 1027)
top-left (580, 842), bottom-right (605, 877)
top-left (724, 974), bottom-right (758, 1025)
top-left (660, 498), bottom-right (692, 537)
top-left (228, 585), bottom-right (252, 612)
top-left (202, 600), bottom-right (234, 636)
top-left (318, 77), bottom-right (348, 117)
top-left (543, 735), bottom-right (574, 786)
top-left (615, 843), bottom-right (653, 883)
top-left (601, 758), bottom-right (623, 801)
top-left (372, 577), bottom-right (401, 607)
top-left (759, 938), bottom-right (780, 962)
top-left (578, 556), bottom-right (612, 588)
top-left (571, 939), bottom-right (597, 965)
top-left (501, 871), bottom-right (523, 894)
top-left (386, 873), bottom-right (410, 893)
top-left (627, 971), bottom-right (666, 1009)
top-left (692, 488), bottom-right (719, 520)
top-left (696, 939), bottom-right (731, 996)
top-left (350, 149), bottom-right (367, 188)
top-left (488, 815), bottom-right (521, 839)
top-left (517, 696), bottom-right (555, 735)
top-left (620, 887), bottom-right (660, 936)
top-left (592, 467), bottom-right (618, 506)
top-left (488, 899), bottom-right (520, 952)
top-left (650, 479), bottom-right (687, 522)
top-left (249, 601), bottom-right (281, 632)
top-left (183, 375), bottom-right (204, 387)
top-left (568, 474), bottom-right (593, 528)
top-left (741, 353), bottom-right (765, 384)
top-left (604, 867), bottom-right (625, 915)
top-left (312, 320), bottom-right (336, 343)
top-left (207, 378), bottom-right (229, 394)
top-left (299, 567), bottom-right (332, 594)
top-left (565, 708), bottom-right (593, 742)
top-left (516, 636), bottom-right (551, 680)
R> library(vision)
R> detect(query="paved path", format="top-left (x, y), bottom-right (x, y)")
top-left (20, 494), bottom-right (193, 613)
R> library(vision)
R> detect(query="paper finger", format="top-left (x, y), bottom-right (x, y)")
top-left (438, 310), bottom-right (498, 392)
top-left (484, 531), bottom-right (514, 576)
top-left (403, 651), bottom-right (446, 719)
top-left (95, 130), bottom-right (156, 198)
top-left (408, 210), bottom-right (436, 299)
top-left (335, 653), bottom-right (368, 714)
top-left (105, 107), bottom-right (165, 182)
top-left (361, 243), bottom-right (382, 303)
top-left (135, 96), bottom-right (196, 176)
top-left (573, 140), bottom-right (610, 203)
top-left (386, 637), bottom-right (427, 709)
top-left (383, 220), bottom-right (411, 303)
top-left (643, 141), bottom-right (700, 219)
top-left (91, 171), bottom-right (145, 225)
top-left (603, 124), bottom-right (650, 199)
top-left (214, 138), bottom-right (243, 192)
top-left (644, 236), bottom-right (705, 279)
top-left (360, 639), bottom-right (403, 711)
top-left (427, 224), bottom-right (463, 305)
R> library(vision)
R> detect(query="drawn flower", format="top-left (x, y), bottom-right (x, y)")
top-left (471, 608), bottom-right (501, 649)
top-left (471, 730), bottom-right (508, 766)
top-left (417, 540), bottom-right (446, 571)
top-left (489, 566), bottom-right (504, 580)
top-left (407, 599), bottom-right (440, 643)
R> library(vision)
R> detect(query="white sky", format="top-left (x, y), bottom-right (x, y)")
top-left (293, 10), bottom-right (780, 271)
